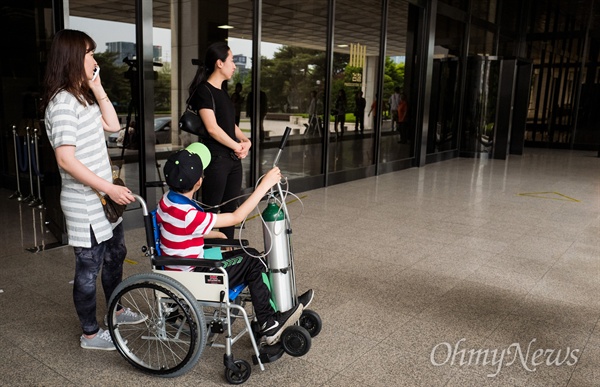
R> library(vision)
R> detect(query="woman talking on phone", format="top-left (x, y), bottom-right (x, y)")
top-left (187, 42), bottom-right (251, 240)
top-left (42, 29), bottom-right (141, 351)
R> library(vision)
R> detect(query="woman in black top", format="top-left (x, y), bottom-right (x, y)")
top-left (187, 42), bottom-right (251, 240)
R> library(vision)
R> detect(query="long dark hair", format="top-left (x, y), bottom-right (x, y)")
top-left (188, 41), bottom-right (230, 98)
top-left (41, 29), bottom-right (97, 111)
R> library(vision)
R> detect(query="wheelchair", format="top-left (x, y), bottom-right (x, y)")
top-left (106, 128), bottom-right (321, 384)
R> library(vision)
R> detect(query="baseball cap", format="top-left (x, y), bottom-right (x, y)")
top-left (163, 149), bottom-right (204, 192)
top-left (185, 142), bottom-right (211, 168)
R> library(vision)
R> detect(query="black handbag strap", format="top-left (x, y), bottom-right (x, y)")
top-left (187, 83), bottom-right (216, 113)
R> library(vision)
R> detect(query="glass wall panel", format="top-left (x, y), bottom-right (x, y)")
top-left (70, 2), bottom-right (171, 196)
top-left (461, 56), bottom-right (500, 155)
top-left (152, 2), bottom-right (172, 149)
top-left (69, 5), bottom-right (140, 194)
top-left (471, 0), bottom-right (497, 23)
top-left (0, 0), bottom-right (59, 238)
top-left (225, 0), bottom-right (253, 188)
top-left (469, 24), bottom-right (496, 55)
top-left (438, 0), bottom-right (468, 11)
top-left (380, 0), bottom-right (414, 163)
top-left (499, 0), bottom-right (521, 33)
top-left (259, 0), bottom-right (328, 179)
top-left (329, 0), bottom-right (382, 173)
top-left (426, 13), bottom-right (463, 154)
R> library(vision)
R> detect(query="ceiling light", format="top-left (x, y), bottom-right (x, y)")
top-left (218, 25), bottom-right (234, 29)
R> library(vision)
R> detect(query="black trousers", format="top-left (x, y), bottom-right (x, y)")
top-left (355, 111), bottom-right (365, 132)
top-left (197, 248), bottom-right (274, 325)
top-left (201, 154), bottom-right (243, 240)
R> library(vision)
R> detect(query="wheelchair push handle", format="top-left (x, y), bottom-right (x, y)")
top-left (279, 126), bottom-right (292, 151)
top-left (273, 126), bottom-right (292, 167)
top-left (131, 193), bottom-right (148, 215)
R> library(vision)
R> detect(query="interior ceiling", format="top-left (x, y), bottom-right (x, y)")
top-left (68, 0), bottom-right (600, 60)
top-left (68, 0), bottom-right (408, 57)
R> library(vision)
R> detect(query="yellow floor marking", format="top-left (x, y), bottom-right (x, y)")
top-left (517, 192), bottom-right (580, 202)
top-left (124, 259), bottom-right (138, 265)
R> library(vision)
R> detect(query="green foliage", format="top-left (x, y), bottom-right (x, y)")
top-left (93, 51), bottom-right (171, 116)
top-left (252, 46), bottom-right (405, 117)
top-left (93, 52), bottom-right (130, 114)
top-left (154, 62), bottom-right (171, 112)
top-left (260, 46), bottom-right (328, 113)
top-left (383, 57), bottom-right (405, 102)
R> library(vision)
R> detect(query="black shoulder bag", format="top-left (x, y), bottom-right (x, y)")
top-left (179, 84), bottom-right (216, 140)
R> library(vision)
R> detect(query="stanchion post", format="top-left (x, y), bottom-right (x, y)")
top-left (29, 128), bottom-right (44, 208)
top-left (9, 125), bottom-right (24, 201)
top-left (22, 127), bottom-right (35, 203)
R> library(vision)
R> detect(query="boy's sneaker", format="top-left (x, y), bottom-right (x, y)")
top-left (80, 328), bottom-right (116, 351)
top-left (104, 308), bottom-right (147, 326)
top-left (298, 289), bottom-right (314, 308)
top-left (260, 304), bottom-right (303, 346)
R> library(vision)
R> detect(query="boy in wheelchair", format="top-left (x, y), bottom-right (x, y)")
top-left (156, 148), bottom-right (314, 345)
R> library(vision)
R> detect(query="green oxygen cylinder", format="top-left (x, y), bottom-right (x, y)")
top-left (262, 201), bottom-right (293, 311)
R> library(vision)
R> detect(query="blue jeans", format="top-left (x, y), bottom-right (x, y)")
top-left (73, 224), bottom-right (127, 335)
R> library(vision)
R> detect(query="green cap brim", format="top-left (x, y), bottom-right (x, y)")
top-left (185, 142), bottom-right (211, 169)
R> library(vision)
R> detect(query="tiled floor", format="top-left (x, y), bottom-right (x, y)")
top-left (0, 148), bottom-right (598, 386)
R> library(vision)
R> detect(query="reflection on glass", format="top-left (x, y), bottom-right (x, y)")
top-left (259, 0), bottom-right (328, 178)
top-left (329, 0), bottom-right (382, 173)
top-left (228, 36), bottom-right (254, 189)
top-left (461, 56), bottom-right (500, 155)
top-left (381, 0), bottom-right (414, 163)
top-left (427, 57), bottom-right (460, 154)
top-left (69, 11), bottom-right (141, 194)
top-left (427, 13), bottom-right (463, 154)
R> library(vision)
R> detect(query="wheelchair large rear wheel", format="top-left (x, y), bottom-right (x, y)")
top-left (107, 273), bottom-right (206, 377)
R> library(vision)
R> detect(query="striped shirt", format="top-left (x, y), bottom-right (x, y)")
top-left (45, 91), bottom-right (113, 247)
top-left (156, 191), bottom-right (217, 271)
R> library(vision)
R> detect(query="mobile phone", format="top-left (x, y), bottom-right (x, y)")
top-left (91, 66), bottom-right (100, 81)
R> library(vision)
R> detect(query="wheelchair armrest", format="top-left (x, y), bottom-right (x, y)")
top-left (152, 255), bottom-right (225, 268)
top-left (204, 238), bottom-right (249, 248)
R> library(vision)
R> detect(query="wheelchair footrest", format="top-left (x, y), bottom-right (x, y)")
top-left (252, 344), bottom-right (285, 365)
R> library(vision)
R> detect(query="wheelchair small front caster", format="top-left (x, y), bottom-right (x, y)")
top-left (224, 359), bottom-right (251, 384)
top-left (281, 325), bottom-right (311, 357)
top-left (299, 309), bottom-right (322, 337)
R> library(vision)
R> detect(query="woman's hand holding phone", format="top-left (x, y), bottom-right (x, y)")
top-left (91, 66), bottom-right (100, 81)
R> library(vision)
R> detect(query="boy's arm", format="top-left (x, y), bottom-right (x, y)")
top-left (213, 167), bottom-right (281, 228)
top-left (205, 230), bottom-right (226, 239)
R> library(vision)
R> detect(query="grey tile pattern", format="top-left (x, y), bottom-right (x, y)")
top-left (0, 148), bottom-right (598, 386)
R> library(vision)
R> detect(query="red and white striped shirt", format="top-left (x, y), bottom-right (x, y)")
top-left (156, 191), bottom-right (217, 271)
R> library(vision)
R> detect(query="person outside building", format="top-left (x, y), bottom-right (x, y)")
top-left (156, 147), bottom-right (314, 345)
top-left (354, 90), bottom-right (366, 134)
top-left (305, 90), bottom-right (320, 136)
top-left (187, 42), bottom-right (251, 240)
top-left (246, 89), bottom-right (268, 142)
top-left (230, 82), bottom-right (244, 126)
top-left (333, 89), bottom-right (347, 137)
top-left (389, 86), bottom-right (401, 132)
top-left (368, 93), bottom-right (380, 129)
top-left (397, 93), bottom-right (408, 143)
top-left (42, 29), bottom-right (143, 351)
